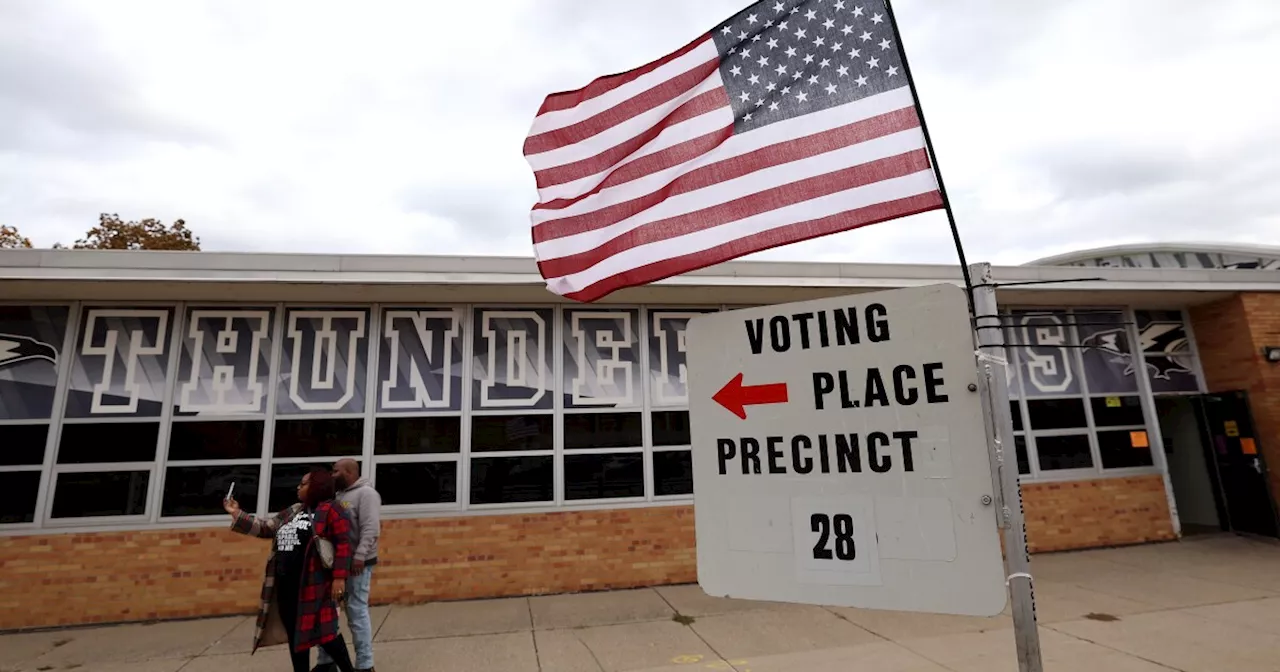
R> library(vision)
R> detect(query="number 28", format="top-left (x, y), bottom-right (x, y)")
top-left (810, 513), bottom-right (857, 561)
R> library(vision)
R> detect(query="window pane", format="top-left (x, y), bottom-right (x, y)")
top-left (57, 422), bottom-right (159, 464)
top-left (471, 308), bottom-right (554, 411)
top-left (469, 456), bottom-right (553, 505)
top-left (1090, 396), bottom-right (1145, 427)
top-left (564, 412), bottom-right (642, 450)
top-left (1034, 434), bottom-right (1094, 471)
top-left (51, 471), bottom-right (150, 518)
top-left (268, 462), bottom-right (361, 512)
top-left (374, 416), bottom-right (461, 455)
top-left (1077, 311), bottom-right (1139, 394)
top-left (0, 305), bottom-right (68, 421)
top-left (162, 465), bottom-right (261, 517)
top-left (276, 308), bottom-right (370, 415)
top-left (376, 462), bottom-right (458, 505)
top-left (563, 308), bottom-right (640, 409)
top-left (0, 424), bottom-right (48, 466)
top-left (377, 308), bottom-right (464, 413)
top-left (654, 450), bottom-right (693, 496)
top-left (652, 411), bottom-right (691, 447)
top-left (1099, 430), bottom-right (1155, 469)
top-left (565, 453), bottom-right (644, 500)
top-left (1, 471), bottom-right (40, 524)
top-left (1026, 398), bottom-right (1087, 430)
top-left (1134, 311), bottom-right (1200, 393)
top-left (470, 415), bottom-right (552, 453)
top-left (168, 421), bottom-right (264, 461)
top-left (65, 307), bottom-right (173, 419)
top-left (273, 418), bottom-right (364, 458)
top-left (175, 308), bottom-right (274, 416)
top-left (1009, 401), bottom-right (1023, 432)
top-left (1015, 435), bottom-right (1030, 475)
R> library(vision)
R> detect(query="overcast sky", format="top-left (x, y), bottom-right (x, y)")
top-left (1, 0), bottom-right (1277, 266)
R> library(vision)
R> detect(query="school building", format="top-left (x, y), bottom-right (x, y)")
top-left (1, 242), bottom-right (1277, 630)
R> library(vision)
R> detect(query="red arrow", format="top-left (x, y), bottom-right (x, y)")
top-left (713, 372), bottom-right (789, 419)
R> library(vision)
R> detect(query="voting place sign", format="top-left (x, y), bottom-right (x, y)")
top-left (687, 284), bottom-right (1006, 616)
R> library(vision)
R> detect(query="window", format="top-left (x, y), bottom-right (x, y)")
top-left (562, 308), bottom-right (643, 501)
top-left (1003, 308), bottom-right (1165, 478)
top-left (274, 418), bottom-right (364, 458)
top-left (268, 462), bottom-right (361, 511)
top-left (0, 306), bottom-right (66, 523)
top-left (376, 462), bottom-right (457, 505)
top-left (161, 307), bottom-right (275, 518)
top-left (470, 308), bottom-right (555, 506)
top-left (374, 417), bottom-right (461, 455)
top-left (51, 306), bottom-right (172, 520)
top-left (646, 309), bottom-right (713, 497)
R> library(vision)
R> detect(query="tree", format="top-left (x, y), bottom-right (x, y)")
top-left (0, 225), bottom-right (33, 249)
top-left (73, 213), bottom-right (201, 251)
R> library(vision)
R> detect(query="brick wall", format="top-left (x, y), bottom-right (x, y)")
top-left (1, 476), bottom-right (1172, 631)
top-left (1020, 474), bottom-right (1176, 553)
top-left (1190, 292), bottom-right (1280, 501)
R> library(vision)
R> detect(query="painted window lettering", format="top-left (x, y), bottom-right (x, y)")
top-left (179, 310), bottom-right (271, 415)
top-left (476, 309), bottom-right (550, 409)
top-left (78, 308), bottom-right (170, 415)
top-left (1017, 314), bottom-right (1076, 394)
top-left (380, 309), bottom-right (460, 411)
top-left (651, 312), bottom-right (695, 405)
top-left (283, 310), bottom-right (367, 413)
top-left (566, 310), bottom-right (636, 407)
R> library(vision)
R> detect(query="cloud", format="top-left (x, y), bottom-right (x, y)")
top-left (0, 0), bottom-right (1277, 265)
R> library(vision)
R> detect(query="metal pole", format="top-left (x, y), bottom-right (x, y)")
top-left (970, 262), bottom-right (1044, 672)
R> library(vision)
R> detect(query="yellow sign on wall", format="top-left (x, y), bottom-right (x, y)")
top-left (1225, 421), bottom-right (1240, 437)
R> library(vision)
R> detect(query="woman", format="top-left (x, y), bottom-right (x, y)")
top-left (224, 467), bottom-right (358, 672)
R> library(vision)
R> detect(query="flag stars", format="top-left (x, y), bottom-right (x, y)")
top-left (773, 1), bottom-right (785, 12)
top-left (775, 63), bottom-right (788, 75)
top-left (887, 65), bottom-right (899, 77)
top-left (747, 12), bottom-right (758, 24)
top-left (792, 70), bottom-right (803, 80)
top-left (765, 19), bottom-right (774, 28)
top-left (767, 37), bottom-right (779, 49)
top-left (795, 27), bottom-right (807, 39)
top-left (779, 20), bottom-right (789, 30)
top-left (813, 36), bottom-right (825, 47)
top-left (804, 8), bottom-right (817, 20)
top-left (834, 0), bottom-right (846, 9)
top-left (871, 13), bottom-right (885, 24)
top-left (739, 91), bottom-right (752, 102)
top-left (785, 46), bottom-right (797, 58)
top-left (796, 91), bottom-right (809, 102)
top-left (848, 47), bottom-right (861, 58)
top-left (860, 31), bottom-right (873, 41)
top-left (853, 6), bottom-right (865, 16)
top-left (841, 24), bottom-right (854, 36)
top-left (822, 18), bottom-right (836, 30)
top-left (832, 41), bottom-right (844, 51)
top-left (766, 81), bottom-right (777, 91)
top-left (757, 55), bottom-right (770, 67)
top-left (866, 56), bottom-right (880, 68)
top-left (740, 48), bottom-right (752, 59)
top-left (781, 85), bottom-right (792, 95)
top-left (879, 38), bottom-right (892, 50)
top-left (837, 64), bottom-right (849, 76)
top-left (749, 73), bottom-right (761, 85)
top-left (803, 53), bottom-right (815, 64)
top-left (755, 98), bottom-right (765, 107)
top-left (751, 34), bottom-right (762, 42)
top-left (739, 30), bottom-right (749, 41)
top-left (769, 101), bottom-right (780, 111)
top-left (825, 83), bottom-right (838, 95)
top-left (808, 74), bottom-right (820, 85)
top-left (744, 111), bottom-right (753, 121)
top-left (730, 65), bottom-right (742, 76)
top-left (721, 26), bottom-right (733, 35)
top-left (819, 58), bottom-right (831, 68)
top-left (855, 74), bottom-right (868, 86)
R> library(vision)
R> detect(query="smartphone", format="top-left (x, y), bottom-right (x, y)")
top-left (225, 481), bottom-right (236, 502)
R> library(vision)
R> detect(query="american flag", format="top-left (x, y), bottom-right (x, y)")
top-left (524, 0), bottom-right (943, 302)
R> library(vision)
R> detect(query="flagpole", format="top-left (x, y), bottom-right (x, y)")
top-left (882, 3), bottom-right (1045, 672)
top-left (880, 0), bottom-right (975, 317)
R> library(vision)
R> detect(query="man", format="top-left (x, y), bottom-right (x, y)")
top-left (314, 458), bottom-right (381, 672)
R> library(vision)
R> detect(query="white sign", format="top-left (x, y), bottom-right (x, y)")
top-left (687, 284), bottom-right (1006, 616)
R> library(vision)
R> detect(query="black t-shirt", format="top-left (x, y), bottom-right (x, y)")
top-left (273, 509), bottom-right (315, 584)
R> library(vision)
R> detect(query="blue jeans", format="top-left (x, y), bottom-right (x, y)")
top-left (318, 566), bottom-right (374, 669)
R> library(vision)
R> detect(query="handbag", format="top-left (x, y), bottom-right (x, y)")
top-left (316, 537), bottom-right (335, 569)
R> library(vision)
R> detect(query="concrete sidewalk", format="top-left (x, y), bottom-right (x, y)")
top-left (5, 534), bottom-right (1279, 672)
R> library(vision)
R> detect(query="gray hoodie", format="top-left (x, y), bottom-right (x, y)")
top-left (336, 477), bottom-right (381, 565)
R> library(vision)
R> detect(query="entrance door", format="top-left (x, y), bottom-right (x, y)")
top-left (1192, 391), bottom-right (1279, 538)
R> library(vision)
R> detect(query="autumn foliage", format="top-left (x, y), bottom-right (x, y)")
top-left (72, 214), bottom-right (201, 251)
top-left (0, 225), bottom-right (33, 249)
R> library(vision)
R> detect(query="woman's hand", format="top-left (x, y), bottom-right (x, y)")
top-left (331, 581), bottom-right (345, 603)
top-left (223, 497), bottom-right (241, 518)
